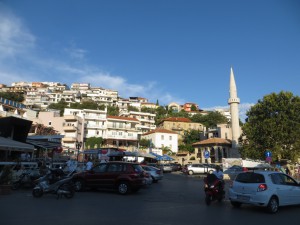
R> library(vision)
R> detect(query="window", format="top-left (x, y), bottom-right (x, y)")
top-left (169, 136), bottom-right (172, 141)
top-left (93, 164), bottom-right (107, 173)
top-left (161, 135), bottom-right (164, 140)
top-left (48, 121), bottom-right (52, 126)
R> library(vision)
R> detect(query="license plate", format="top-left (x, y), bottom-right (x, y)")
top-left (237, 195), bottom-right (250, 201)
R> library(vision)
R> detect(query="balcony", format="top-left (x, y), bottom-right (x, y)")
top-left (64, 115), bottom-right (78, 121)
top-left (63, 126), bottom-right (77, 131)
top-left (62, 137), bottom-right (77, 142)
top-left (86, 124), bottom-right (106, 129)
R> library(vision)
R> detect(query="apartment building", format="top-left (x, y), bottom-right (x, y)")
top-left (120, 111), bottom-right (156, 134)
top-left (106, 115), bottom-right (140, 151)
top-left (62, 108), bottom-right (140, 152)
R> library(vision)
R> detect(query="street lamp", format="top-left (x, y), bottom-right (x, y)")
top-left (76, 141), bottom-right (82, 161)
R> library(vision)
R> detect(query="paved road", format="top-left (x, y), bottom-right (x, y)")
top-left (1, 172), bottom-right (300, 225)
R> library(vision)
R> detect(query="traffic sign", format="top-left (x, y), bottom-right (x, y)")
top-left (265, 150), bottom-right (272, 158)
top-left (266, 156), bottom-right (272, 162)
top-left (204, 150), bottom-right (210, 159)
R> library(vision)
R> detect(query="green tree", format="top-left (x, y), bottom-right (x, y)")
top-left (0, 92), bottom-right (24, 102)
top-left (139, 138), bottom-right (151, 149)
top-left (183, 129), bottom-right (201, 145)
top-left (191, 111), bottom-right (227, 128)
top-left (239, 91), bottom-right (300, 162)
top-left (141, 107), bottom-right (156, 114)
top-left (107, 105), bottom-right (119, 116)
top-left (70, 100), bottom-right (98, 110)
top-left (85, 137), bottom-right (104, 149)
top-left (48, 100), bottom-right (68, 116)
top-left (191, 105), bottom-right (197, 111)
top-left (128, 105), bottom-right (139, 112)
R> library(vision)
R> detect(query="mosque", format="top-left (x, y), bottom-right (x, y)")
top-left (191, 67), bottom-right (242, 164)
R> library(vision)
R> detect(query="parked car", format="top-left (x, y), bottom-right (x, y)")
top-left (184, 163), bottom-right (216, 175)
top-left (170, 163), bottom-right (182, 172)
top-left (72, 161), bottom-right (146, 194)
top-left (161, 164), bottom-right (173, 173)
top-left (229, 171), bottom-right (300, 213)
top-left (141, 165), bottom-right (163, 183)
top-left (143, 170), bottom-right (153, 186)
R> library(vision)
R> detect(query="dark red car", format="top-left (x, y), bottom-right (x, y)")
top-left (72, 161), bottom-right (146, 194)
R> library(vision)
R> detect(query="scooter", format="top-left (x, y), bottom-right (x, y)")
top-left (12, 170), bottom-right (41, 190)
top-left (32, 168), bottom-right (75, 199)
top-left (203, 173), bottom-right (225, 206)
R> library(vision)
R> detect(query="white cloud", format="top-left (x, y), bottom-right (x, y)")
top-left (0, 7), bottom-right (35, 59)
top-left (0, 6), bottom-right (196, 107)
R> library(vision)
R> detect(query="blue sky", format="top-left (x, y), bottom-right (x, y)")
top-left (1, 0), bottom-right (300, 121)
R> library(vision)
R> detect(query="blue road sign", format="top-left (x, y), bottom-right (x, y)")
top-left (204, 150), bottom-right (210, 159)
top-left (265, 150), bottom-right (272, 158)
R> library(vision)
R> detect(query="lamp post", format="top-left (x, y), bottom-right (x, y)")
top-left (76, 141), bottom-right (82, 161)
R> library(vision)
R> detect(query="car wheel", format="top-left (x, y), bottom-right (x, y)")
top-left (74, 179), bottom-right (85, 192)
top-left (266, 196), bottom-right (279, 214)
top-left (188, 170), bottom-right (194, 175)
top-left (117, 182), bottom-right (131, 195)
top-left (32, 188), bottom-right (43, 198)
top-left (60, 183), bottom-right (75, 199)
top-left (231, 201), bottom-right (242, 208)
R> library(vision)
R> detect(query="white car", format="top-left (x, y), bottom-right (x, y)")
top-left (229, 171), bottom-right (300, 213)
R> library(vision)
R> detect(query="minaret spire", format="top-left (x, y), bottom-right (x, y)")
top-left (228, 67), bottom-right (240, 151)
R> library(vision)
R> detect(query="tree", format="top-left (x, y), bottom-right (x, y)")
top-left (85, 137), bottom-right (103, 149)
top-left (191, 111), bottom-right (228, 128)
top-left (239, 91), bottom-right (300, 162)
top-left (30, 123), bottom-right (58, 135)
top-left (128, 105), bottom-right (139, 112)
top-left (139, 138), bottom-right (151, 149)
top-left (0, 92), bottom-right (24, 102)
top-left (48, 100), bottom-right (68, 116)
top-left (107, 105), bottom-right (119, 116)
top-left (70, 100), bottom-right (98, 110)
top-left (181, 129), bottom-right (202, 154)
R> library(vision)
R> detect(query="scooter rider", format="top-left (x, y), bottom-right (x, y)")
top-left (212, 165), bottom-right (224, 191)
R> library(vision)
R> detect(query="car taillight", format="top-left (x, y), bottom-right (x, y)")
top-left (257, 184), bottom-right (267, 192)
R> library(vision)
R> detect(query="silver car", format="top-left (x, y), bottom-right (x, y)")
top-left (185, 163), bottom-right (216, 175)
top-left (142, 165), bottom-right (163, 183)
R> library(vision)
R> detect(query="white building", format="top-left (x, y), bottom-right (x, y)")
top-left (142, 128), bottom-right (178, 153)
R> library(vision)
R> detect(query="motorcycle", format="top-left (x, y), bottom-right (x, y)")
top-left (12, 170), bottom-right (41, 190)
top-left (32, 168), bottom-right (75, 199)
top-left (203, 173), bottom-right (225, 205)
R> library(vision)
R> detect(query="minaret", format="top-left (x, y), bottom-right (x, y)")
top-left (228, 67), bottom-right (240, 149)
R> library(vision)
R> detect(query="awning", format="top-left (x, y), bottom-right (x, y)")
top-left (26, 139), bottom-right (61, 150)
top-left (0, 136), bottom-right (35, 152)
top-left (149, 152), bottom-right (174, 161)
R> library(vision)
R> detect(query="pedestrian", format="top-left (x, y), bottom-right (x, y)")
top-left (85, 159), bottom-right (93, 171)
top-left (285, 166), bottom-right (291, 175)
